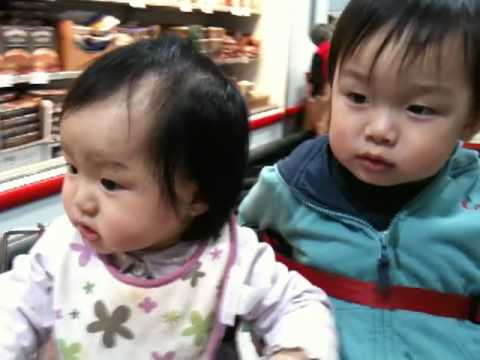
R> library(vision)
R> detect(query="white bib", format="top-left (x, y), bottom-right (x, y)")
top-left (52, 224), bottom-right (236, 360)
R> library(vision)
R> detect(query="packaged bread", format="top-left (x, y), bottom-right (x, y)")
top-left (1, 122), bottom-right (40, 138)
top-left (30, 26), bottom-right (61, 72)
top-left (0, 113), bottom-right (38, 130)
top-left (58, 20), bottom-right (117, 71)
top-left (0, 91), bottom-right (18, 104)
top-left (116, 25), bottom-right (160, 43)
top-left (0, 97), bottom-right (40, 119)
top-left (207, 27), bottom-right (226, 39)
top-left (1, 26), bottom-right (32, 74)
top-left (168, 26), bottom-right (190, 38)
top-left (237, 80), bottom-right (254, 97)
top-left (247, 90), bottom-right (270, 108)
top-left (1, 131), bottom-right (41, 149)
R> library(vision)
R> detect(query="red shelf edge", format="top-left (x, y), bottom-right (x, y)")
top-left (249, 104), bottom-right (304, 130)
top-left (249, 111), bottom-right (285, 130)
top-left (0, 175), bottom-right (64, 212)
top-left (285, 105), bottom-right (304, 117)
top-left (465, 142), bottom-right (480, 150)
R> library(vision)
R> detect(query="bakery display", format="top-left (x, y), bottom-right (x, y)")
top-left (0, 0), bottom-right (276, 178)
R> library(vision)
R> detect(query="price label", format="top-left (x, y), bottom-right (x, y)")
top-left (178, 0), bottom-right (193, 12)
top-left (29, 72), bottom-right (49, 85)
top-left (200, 0), bottom-right (214, 13)
top-left (200, 6), bottom-right (213, 13)
top-left (241, 7), bottom-right (251, 16)
top-left (0, 74), bottom-right (14, 88)
top-left (0, 144), bottom-right (44, 172)
top-left (231, 5), bottom-right (241, 16)
top-left (129, 0), bottom-right (146, 8)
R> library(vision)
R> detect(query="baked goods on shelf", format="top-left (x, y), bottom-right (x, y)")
top-left (0, 96), bottom-right (42, 150)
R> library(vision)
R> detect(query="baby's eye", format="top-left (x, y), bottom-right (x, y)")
top-left (347, 92), bottom-right (368, 104)
top-left (101, 178), bottom-right (121, 191)
top-left (407, 104), bottom-right (436, 116)
top-left (67, 163), bottom-right (78, 174)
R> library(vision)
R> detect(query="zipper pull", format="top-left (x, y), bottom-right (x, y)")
top-left (377, 243), bottom-right (391, 295)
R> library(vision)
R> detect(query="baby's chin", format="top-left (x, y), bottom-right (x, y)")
top-left (351, 170), bottom-right (403, 187)
top-left (353, 171), bottom-right (428, 188)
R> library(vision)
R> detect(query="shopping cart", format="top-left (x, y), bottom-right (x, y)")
top-left (0, 223), bottom-right (44, 273)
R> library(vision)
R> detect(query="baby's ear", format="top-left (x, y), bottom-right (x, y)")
top-left (188, 191), bottom-right (209, 217)
top-left (461, 118), bottom-right (480, 142)
top-left (177, 176), bottom-right (209, 217)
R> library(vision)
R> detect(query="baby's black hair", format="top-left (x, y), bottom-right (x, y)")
top-left (329, 0), bottom-right (480, 116)
top-left (62, 36), bottom-right (249, 241)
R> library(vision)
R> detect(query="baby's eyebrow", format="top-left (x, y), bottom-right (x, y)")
top-left (409, 82), bottom-right (453, 96)
top-left (85, 153), bottom-right (129, 171)
top-left (341, 66), bottom-right (455, 96)
top-left (340, 67), bottom-right (369, 82)
top-left (98, 160), bottom-right (129, 170)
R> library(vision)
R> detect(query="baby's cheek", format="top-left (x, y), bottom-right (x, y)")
top-left (62, 183), bottom-right (74, 215)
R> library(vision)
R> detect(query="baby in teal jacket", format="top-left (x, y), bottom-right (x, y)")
top-left (240, 0), bottom-right (480, 359)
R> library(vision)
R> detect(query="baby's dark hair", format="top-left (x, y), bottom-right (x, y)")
top-left (62, 36), bottom-right (249, 241)
top-left (329, 0), bottom-right (480, 116)
top-left (309, 23), bottom-right (332, 46)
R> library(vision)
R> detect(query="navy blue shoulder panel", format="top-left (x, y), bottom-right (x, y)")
top-left (277, 135), bottom-right (348, 211)
top-left (278, 136), bottom-right (329, 187)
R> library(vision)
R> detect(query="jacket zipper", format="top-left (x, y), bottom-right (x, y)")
top-left (280, 140), bottom-right (464, 290)
top-left (377, 232), bottom-right (390, 293)
top-left (302, 199), bottom-right (400, 291)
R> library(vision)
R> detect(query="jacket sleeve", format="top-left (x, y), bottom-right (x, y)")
top-left (238, 165), bottom-right (297, 233)
top-left (0, 216), bottom-right (66, 360)
top-left (221, 226), bottom-right (338, 360)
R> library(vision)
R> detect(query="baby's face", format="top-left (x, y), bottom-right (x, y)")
top-left (329, 31), bottom-right (475, 186)
top-left (60, 95), bottom-right (197, 254)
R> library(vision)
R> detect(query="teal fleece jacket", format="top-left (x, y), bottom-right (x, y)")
top-left (239, 137), bottom-right (480, 360)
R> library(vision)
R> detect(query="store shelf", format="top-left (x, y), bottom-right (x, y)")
top-left (0, 173), bottom-right (64, 212)
top-left (0, 157), bottom-right (66, 194)
top-left (0, 106), bottom-right (289, 208)
top-left (249, 106), bottom-right (284, 130)
top-left (0, 57), bottom-right (257, 88)
top-left (0, 71), bottom-right (81, 88)
top-left (0, 141), bottom-right (60, 174)
top-left (0, 0), bottom-right (297, 213)
top-left (39, 0), bottom-right (260, 16)
top-left (146, 1), bottom-right (260, 16)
